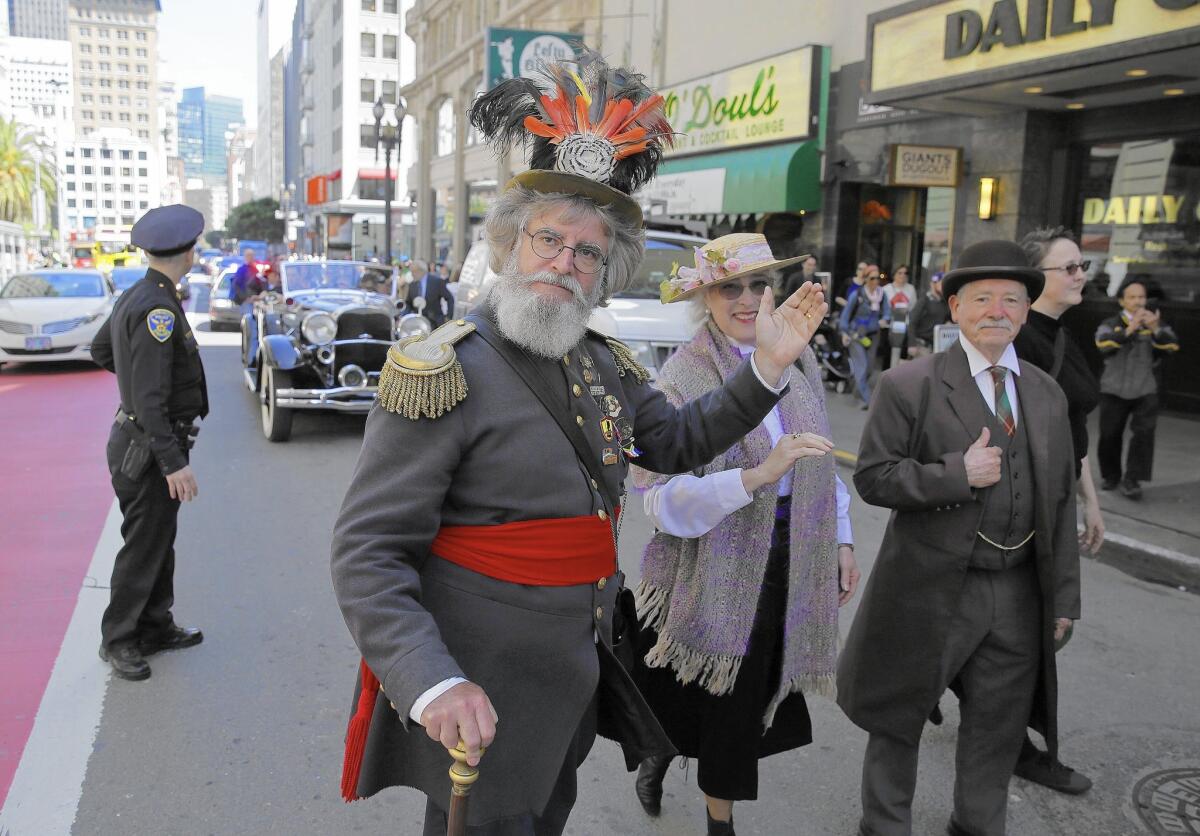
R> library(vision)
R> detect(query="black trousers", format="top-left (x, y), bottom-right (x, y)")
top-left (1097, 392), bottom-right (1158, 483)
top-left (101, 423), bottom-right (183, 651)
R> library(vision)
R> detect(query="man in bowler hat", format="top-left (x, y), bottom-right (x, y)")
top-left (91, 204), bottom-right (209, 681)
top-left (837, 240), bottom-right (1081, 835)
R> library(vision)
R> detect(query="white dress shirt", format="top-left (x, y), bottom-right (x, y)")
top-left (642, 339), bottom-right (853, 543)
top-left (406, 338), bottom-right (792, 724)
top-left (957, 332), bottom-right (1020, 425)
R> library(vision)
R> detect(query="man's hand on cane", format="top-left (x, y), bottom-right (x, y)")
top-left (753, 281), bottom-right (828, 387)
top-left (421, 682), bottom-right (497, 767)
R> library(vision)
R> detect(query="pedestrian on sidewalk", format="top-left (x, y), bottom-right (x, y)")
top-left (629, 234), bottom-right (860, 836)
top-left (839, 267), bottom-right (889, 409)
top-left (880, 264), bottom-right (914, 369)
top-left (329, 49), bottom-right (829, 836)
top-left (89, 205), bottom-right (208, 682)
top-left (1094, 277), bottom-right (1181, 500)
top-left (839, 239), bottom-right (1080, 836)
top-left (905, 272), bottom-right (949, 358)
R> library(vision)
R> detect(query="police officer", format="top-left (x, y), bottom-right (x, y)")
top-left (91, 204), bottom-right (208, 681)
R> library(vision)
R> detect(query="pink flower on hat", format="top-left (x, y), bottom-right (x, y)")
top-left (723, 258), bottom-right (742, 273)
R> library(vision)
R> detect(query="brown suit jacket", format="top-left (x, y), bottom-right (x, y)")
top-left (837, 340), bottom-right (1080, 751)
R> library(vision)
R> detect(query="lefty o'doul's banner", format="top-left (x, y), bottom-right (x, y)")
top-left (869, 0), bottom-right (1200, 97)
top-left (660, 47), bottom-right (819, 158)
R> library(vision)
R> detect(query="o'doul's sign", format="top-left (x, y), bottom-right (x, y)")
top-left (868, 0), bottom-right (1200, 100)
top-left (889, 144), bottom-right (962, 187)
top-left (661, 47), bottom-right (821, 158)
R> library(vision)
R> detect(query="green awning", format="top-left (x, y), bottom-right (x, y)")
top-left (658, 140), bottom-right (821, 215)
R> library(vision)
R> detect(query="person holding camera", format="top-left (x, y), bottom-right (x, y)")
top-left (90, 205), bottom-right (208, 682)
top-left (1094, 278), bottom-right (1180, 500)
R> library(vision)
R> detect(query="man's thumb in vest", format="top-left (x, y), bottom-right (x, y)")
top-left (969, 427), bottom-right (991, 449)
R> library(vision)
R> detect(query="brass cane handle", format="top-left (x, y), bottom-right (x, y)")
top-left (448, 740), bottom-right (485, 797)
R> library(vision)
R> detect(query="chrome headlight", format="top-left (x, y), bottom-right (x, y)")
top-left (301, 312), bottom-right (336, 345)
top-left (397, 313), bottom-right (432, 339)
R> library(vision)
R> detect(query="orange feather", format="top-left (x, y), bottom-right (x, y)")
top-left (609, 126), bottom-right (647, 145)
top-left (598, 99), bottom-right (633, 137)
top-left (524, 115), bottom-right (564, 140)
top-left (616, 94), bottom-right (665, 133)
top-left (574, 95), bottom-right (590, 131)
top-left (613, 140), bottom-right (651, 160)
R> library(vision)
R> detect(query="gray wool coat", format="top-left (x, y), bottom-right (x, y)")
top-left (330, 322), bottom-right (784, 826)
top-left (836, 341), bottom-right (1080, 755)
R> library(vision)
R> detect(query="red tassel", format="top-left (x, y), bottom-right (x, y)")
top-left (340, 658), bottom-right (380, 802)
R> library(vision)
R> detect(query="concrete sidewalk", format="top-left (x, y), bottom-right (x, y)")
top-left (823, 384), bottom-right (1200, 592)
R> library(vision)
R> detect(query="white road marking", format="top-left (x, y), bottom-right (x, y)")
top-left (0, 501), bottom-right (121, 835)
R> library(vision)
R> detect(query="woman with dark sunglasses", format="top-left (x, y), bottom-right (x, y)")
top-left (635, 233), bottom-right (859, 835)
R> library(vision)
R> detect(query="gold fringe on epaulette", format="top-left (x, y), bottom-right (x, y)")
top-left (605, 337), bottom-right (651, 383)
top-left (376, 356), bottom-right (468, 420)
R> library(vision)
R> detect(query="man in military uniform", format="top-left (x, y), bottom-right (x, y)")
top-left (330, 50), bottom-right (827, 835)
top-left (91, 204), bottom-right (208, 682)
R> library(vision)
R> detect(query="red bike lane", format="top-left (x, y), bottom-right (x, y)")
top-left (0, 363), bottom-right (117, 807)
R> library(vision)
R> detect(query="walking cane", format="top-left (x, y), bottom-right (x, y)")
top-left (446, 740), bottom-right (484, 836)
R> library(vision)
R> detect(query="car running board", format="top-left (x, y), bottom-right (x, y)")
top-left (243, 367), bottom-right (258, 392)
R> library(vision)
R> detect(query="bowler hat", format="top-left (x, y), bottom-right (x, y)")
top-left (941, 240), bottom-right (1044, 300)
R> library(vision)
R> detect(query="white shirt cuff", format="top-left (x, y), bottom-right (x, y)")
top-left (644, 469), bottom-right (755, 538)
top-left (409, 676), bottom-right (468, 725)
top-left (835, 473), bottom-right (854, 545)
top-left (750, 349), bottom-right (791, 393)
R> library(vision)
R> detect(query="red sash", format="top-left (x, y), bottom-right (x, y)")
top-left (431, 511), bottom-right (620, 586)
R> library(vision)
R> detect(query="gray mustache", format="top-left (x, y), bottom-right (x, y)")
top-left (521, 271), bottom-right (587, 304)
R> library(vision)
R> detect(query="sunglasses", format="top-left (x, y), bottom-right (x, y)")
top-left (715, 278), bottom-right (772, 300)
top-left (1041, 260), bottom-right (1091, 276)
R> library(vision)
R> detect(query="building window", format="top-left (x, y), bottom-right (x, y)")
top-left (81, 60), bottom-right (93, 70)
top-left (436, 98), bottom-right (455, 157)
top-left (99, 94), bottom-right (111, 104)
top-left (99, 62), bottom-right (110, 71)
top-left (384, 0), bottom-right (397, 11)
top-left (360, 78), bottom-right (374, 103)
top-left (80, 44), bottom-right (91, 53)
top-left (117, 30), bottom-right (128, 39)
top-left (136, 48), bottom-right (146, 57)
top-left (138, 167), bottom-right (147, 176)
top-left (361, 0), bottom-right (375, 9)
top-left (99, 79), bottom-right (111, 88)
top-left (136, 64), bottom-right (147, 74)
top-left (118, 46), bottom-right (128, 55)
top-left (136, 31), bottom-right (146, 41)
top-left (139, 201), bottom-right (148, 209)
top-left (381, 80), bottom-right (397, 105)
top-left (137, 130), bottom-right (149, 139)
top-left (138, 183), bottom-right (148, 193)
top-left (67, 182), bottom-right (77, 191)
top-left (118, 63), bottom-right (129, 73)
top-left (66, 164), bottom-right (76, 174)
top-left (383, 35), bottom-right (397, 60)
top-left (333, 39), bottom-right (342, 66)
top-left (82, 109), bottom-right (94, 119)
top-left (103, 183), bottom-right (113, 192)
top-left (119, 112), bottom-right (131, 122)
top-left (360, 124), bottom-right (376, 148)
top-left (79, 26), bottom-right (90, 35)
top-left (120, 149), bottom-right (131, 160)
top-left (102, 166), bottom-right (113, 175)
top-left (82, 148), bottom-right (93, 158)
top-left (98, 45), bottom-right (109, 54)
top-left (137, 151), bottom-right (147, 160)
top-left (84, 199), bottom-right (94, 208)
top-left (360, 33), bottom-right (375, 58)
top-left (101, 148), bottom-right (112, 159)
top-left (137, 113), bottom-right (148, 123)
top-left (121, 184), bottom-right (133, 194)
top-left (121, 167), bottom-right (132, 176)
top-left (358, 178), bottom-right (395, 201)
top-left (121, 200), bottom-right (133, 209)
top-left (67, 198), bottom-right (77, 207)
top-left (333, 125), bottom-right (342, 148)
top-left (333, 83), bottom-right (342, 109)
top-left (103, 199), bottom-right (113, 208)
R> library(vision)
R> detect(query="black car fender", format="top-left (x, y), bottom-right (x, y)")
top-left (261, 333), bottom-right (302, 370)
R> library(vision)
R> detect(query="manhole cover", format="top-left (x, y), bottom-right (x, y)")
top-left (1134, 767), bottom-right (1200, 834)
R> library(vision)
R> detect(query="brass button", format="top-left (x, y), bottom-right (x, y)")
top-left (563, 355), bottom-right (571, 366)
top-left (598, 509), bottom-right (608, 521)
top-left (595, 606), bottom-right (604, 621)
top-left (573, 384), bottom-right (583, 397)
top-left (456, 319), bottom-right (466, 326)
top-left (590, 478), bottom-right (598, 490)
top-left (597, 577), bottom-right (607, 590)
top-left (576, 415), bottom-right (585, 426)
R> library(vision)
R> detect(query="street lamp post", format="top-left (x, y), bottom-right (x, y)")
top-left (372, 96), bottom-right (406, 265)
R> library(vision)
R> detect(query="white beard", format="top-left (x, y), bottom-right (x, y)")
top-left (490, 250), bottom-right (601, 360)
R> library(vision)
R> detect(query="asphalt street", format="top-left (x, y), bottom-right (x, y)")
top-left (14, 311), bottom-right (1200, 836)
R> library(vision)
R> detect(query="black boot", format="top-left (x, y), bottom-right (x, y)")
top-left (99, 644), bottom-right (151, 681)
top-left (634, 755), bottom-right (672, 817)
top-left (1014, 735), bottom-right (1093, 794)
top-left (706, 807), bottom-right (736, 835)
top-left (138, 624), bottom-right (204, 656)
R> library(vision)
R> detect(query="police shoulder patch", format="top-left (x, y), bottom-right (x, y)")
top-left (146, 308), bottom-right (175, 343)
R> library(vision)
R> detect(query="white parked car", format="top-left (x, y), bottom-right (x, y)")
top-left (0, 269), bottom-right (114, 367)
top-left (455, 228), bottom-right (704, 378)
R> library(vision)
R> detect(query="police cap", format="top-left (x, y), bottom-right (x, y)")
top-left (131, 204), bottom-right (205, 257)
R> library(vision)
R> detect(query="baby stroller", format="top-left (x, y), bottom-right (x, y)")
top-left (811, 317), bottom-right (853, 394)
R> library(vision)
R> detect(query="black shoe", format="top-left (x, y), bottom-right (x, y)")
top-left (99, 644), bottom-right (151, 681)
top-left (138, 624), bottom-right (204, 656)
top-left (634, 755), bottom-right (672, 817)
top-left (706, 808), bottom-right (736, 836)
top-left (1119, 479), bottom-right (1143, 500)
top-left (1014, 749), bottom-right (1093, 794)
top-left (1101, 477), bottom-right (1119, 491)
top-left (946, 819), bottom-right (972, 836)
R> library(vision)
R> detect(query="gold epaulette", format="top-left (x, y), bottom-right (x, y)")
top-left (377, 319), bottom-right (476, 419)
top-left (603, 336), bottom-right (651, 384)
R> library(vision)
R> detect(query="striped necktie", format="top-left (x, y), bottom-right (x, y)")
top-left (989, 366), bottom-right (1015, 436)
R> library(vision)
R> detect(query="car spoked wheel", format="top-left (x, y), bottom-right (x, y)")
top-left (261, 366), bottom-right (294, 442)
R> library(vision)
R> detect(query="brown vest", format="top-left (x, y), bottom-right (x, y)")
top-left (969, 401), bottom-right (1035, 570)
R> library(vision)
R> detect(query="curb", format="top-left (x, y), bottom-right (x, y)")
top-left (832, 448), bottom-right (1200, 594)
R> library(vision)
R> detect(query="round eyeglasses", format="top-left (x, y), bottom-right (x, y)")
top-left (715, 278), bottom-right (772, 300)
top-left (524, 228), bottom-right (607, 275)
top-left (1041, 260), bottom-right (1091, 276)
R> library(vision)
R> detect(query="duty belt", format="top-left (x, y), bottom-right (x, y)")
top-left (115, 408), bottom-right (200, 449)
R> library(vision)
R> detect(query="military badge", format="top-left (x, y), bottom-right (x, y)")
top-left (616, 416), bottom-right (641, 459)
top-left (590, 384), bottom-right (606, 398)
top-left (146, 308), bottom-right (175, 343)
top-left (600, 417), bottom-right (616, 442)
top-left (602, 448), bottom-right (619, 466)
top-left (579, 352), bottom-right (595, 369)
top-left (582, 368), bottom-right (594, 384)
top-left (601, 395), bottom-right (622, 417)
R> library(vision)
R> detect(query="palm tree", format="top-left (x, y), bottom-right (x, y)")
top-left (0, 115), bottom-right (57, 225)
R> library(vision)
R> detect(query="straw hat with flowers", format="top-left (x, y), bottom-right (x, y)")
top-left (660, 233), bottom-right (808, 304)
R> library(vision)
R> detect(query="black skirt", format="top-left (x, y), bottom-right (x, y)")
top-left (633, 501), bottom-right (813, 800)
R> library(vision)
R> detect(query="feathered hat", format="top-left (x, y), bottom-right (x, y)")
top-left (467, 47), bottom-right (673, 226)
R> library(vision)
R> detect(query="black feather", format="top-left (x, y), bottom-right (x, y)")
top-left (612, 143), bottom-right (663, 195)
top-left (467, 77), bottom-right (543, 153)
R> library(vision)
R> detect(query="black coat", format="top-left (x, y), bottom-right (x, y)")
top-left (405, 272), bottom-right (455, 326)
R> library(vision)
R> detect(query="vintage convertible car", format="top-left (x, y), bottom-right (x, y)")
top-left (241, 260), bottom-right (427, 441)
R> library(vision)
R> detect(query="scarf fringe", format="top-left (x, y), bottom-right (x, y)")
top-left (633, 579), bottom-right (671, 632)
top-left (763, 673), bottom-right (837, 730)
top-left (643, 633), bottom-right (745, 697)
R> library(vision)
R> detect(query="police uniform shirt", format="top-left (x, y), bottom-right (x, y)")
top-left (92, 269), bottom-right (208, 475)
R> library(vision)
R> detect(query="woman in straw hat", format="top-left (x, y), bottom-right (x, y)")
top-left (630, 233), bottom-right (861, 835)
